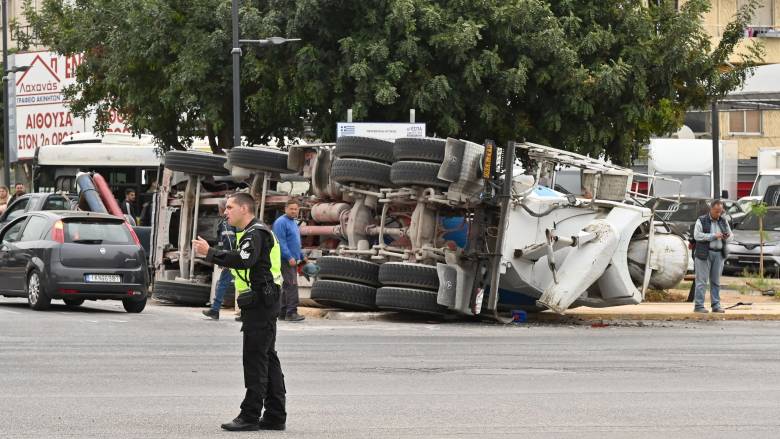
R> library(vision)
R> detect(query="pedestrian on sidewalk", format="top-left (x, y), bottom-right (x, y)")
top-left (692, 200), bottom-right (732, 313)
top-left (272, 199), bottom-right (305, 322)
top-left (192, 193), bottom-right (287, 432)
top-left (202, 199), bottom-right (236, 320)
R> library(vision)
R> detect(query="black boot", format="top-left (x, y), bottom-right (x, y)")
top-left (221, 416), bottom-right (260, 431)
top-left (202, 309), bottom-right (219, 320)
top-left (259, 417), bottom-right (286, 431)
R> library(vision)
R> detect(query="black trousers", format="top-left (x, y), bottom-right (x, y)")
top-left (280, 264), bottom-right (300, 316)
top-left (239, 320), bottom-right (286, 423)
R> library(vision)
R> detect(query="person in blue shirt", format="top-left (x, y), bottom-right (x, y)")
top-left (202, 198), bottom-right (237, 320)
top-left (272, 199), bottom-right (305, 322)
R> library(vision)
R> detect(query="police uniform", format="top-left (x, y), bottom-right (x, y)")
top-left (206, 218), bottom-right (286, 426)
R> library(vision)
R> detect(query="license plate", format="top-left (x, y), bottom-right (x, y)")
top-left (85, 274), bottom-right (122, 283)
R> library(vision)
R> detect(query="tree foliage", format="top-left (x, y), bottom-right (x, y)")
top-left (19, 0), bottom-right (762, 162)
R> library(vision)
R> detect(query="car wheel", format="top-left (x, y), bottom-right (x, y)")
top-left (310, 280), bottom-right (377, 310)
top-left (393, 137), bottom-right (447, 163)
top-left (122, 297), bottom-right (147, 313)
top-left (164, 151), bottom-right (230, 176)
top-left (378, 262), bottom-right (439, 291)
top-left (331, 158), bottom-right (393, 188)
top-left (390, 161), bottom-right (449, 189)
top-left (63, 298), bottom-right (85, 308)
top-left (317, 256), bottom-right (381, 287)
top-left (376, 286), bottom-right (447, 316)
top-left (228, 146), bottom-right (290, 173)
top-left (27, 270), bottom-right (51, 311)
top-left (334, 136), bottom-right (395, 164)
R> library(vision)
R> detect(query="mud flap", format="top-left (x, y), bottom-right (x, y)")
top-left (436, 261), bottom-right (477, 314)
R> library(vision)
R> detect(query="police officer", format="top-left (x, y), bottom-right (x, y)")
top-left (192, 192), bottom-right (287, 432)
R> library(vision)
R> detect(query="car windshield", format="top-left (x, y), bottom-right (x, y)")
top-left (735, 211), bottom-right (780, 231)
top-left (668, 201), bottom-right (705, 222)
top-left (753, 175), bottom-right (780, 197)
top-left (64, 220), bottom-right (133, 244)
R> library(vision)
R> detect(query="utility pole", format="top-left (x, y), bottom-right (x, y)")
top-left (712, 100), bottom-right (721, 199)
top-left (231, 0), bottom-right (241, 148)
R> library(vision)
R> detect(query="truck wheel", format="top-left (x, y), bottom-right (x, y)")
top-left (334, 136), bottom-right (395, 163)
top-left (390, 161), bottom-right (449, 189)
top-left (331, 158), bottom-right (393, 188)
top-left (376, 286), bottom-right (447, 316)
top-left (153, 280), bottom-right (210, 306)
top-left (393, 137), bottom-right (446, 163)
top-left (228, 146), bottom-right (290, 173)
top-left (164, 151), bottom-right (230, 176)
top-left (310, 280), bottom-right (377, 310)
top-left (317, 256), bottom-right (381, 287)
top-left (378, 262), bottom-right (439, 291)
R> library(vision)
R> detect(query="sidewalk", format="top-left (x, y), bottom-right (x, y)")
top-left (547, 302), bottom-right (780, 321)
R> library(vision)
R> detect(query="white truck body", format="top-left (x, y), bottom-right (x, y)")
top-left (751, 148), bottom-right (780, 197)
top-left (647, 138), bottom-right (738, 199)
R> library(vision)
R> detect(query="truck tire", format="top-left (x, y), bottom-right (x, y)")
top-left (228, 146), bottom-right (290, 173)
top-left (335, 136), bottom-right (394, 164)
top-left (317, 256), bottom-right (380, 287)
top-left (393, 137), bottom-right (447, 163)
top-left (310, 280), bottom-right (377, 310)
top-left (153, 280), bottom-right (211, 306)
top-left (331, 158), bottom-right (393, 188)
top-left (164, 151), bottom-right (230, 176)
top-left (379, 262), bottom-right (439, 291)
top-left (376, 286), bottom-right (447, 316)
top-left (390, 161), bottom-right (449, 189)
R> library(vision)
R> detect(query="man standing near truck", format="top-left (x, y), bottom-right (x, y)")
top-left (273, 200), bottom-right (305, 322)
top-left (692, 200), bottom-right (732, 313)
top-left (192, 193), bottom-right (287, 432)
top-left (202, 198), bottom-right (236, 320)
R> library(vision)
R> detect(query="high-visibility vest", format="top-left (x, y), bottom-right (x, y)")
top-left (232, 224), bottom-right (282, 293)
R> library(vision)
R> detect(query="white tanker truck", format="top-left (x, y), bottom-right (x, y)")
top-left (152, 137), bottom-right (688, 316)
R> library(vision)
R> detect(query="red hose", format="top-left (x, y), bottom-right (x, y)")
top-left (92, 172), bottom-right (124, 217)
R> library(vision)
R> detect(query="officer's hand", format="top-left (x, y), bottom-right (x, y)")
top-left (289, 257), bottom-right (297, 267)
top-left (192, 236), bottom-right (210, 257)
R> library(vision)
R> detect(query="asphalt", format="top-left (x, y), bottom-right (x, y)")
top-left (2, 298), bottom-right (780, 438)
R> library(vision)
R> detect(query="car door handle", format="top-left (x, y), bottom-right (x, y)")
top-left (125, 258), bottom-right (137, 263)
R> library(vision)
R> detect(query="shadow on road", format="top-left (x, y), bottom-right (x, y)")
top-left (0, 299), bottom-right (126, 314)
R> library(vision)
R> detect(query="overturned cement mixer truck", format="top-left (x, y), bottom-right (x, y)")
top-left (153, 137), bottom-right (688, 317)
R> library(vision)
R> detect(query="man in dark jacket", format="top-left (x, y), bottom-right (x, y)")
top-left (692, 200), bottom-right (732, 313)
top-left (192, 193), bottom-right (286, 432)
top-left (202, 198), bottom-right (237, 320)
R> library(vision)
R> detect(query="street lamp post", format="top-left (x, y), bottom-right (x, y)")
top-left (3, 0), bottom-right (30, 187)
top-left (230, 0), bottom-right (299, 148)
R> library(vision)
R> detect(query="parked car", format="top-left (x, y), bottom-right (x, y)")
top-left (0, 211), bottom-right (148, 312)
top-left (724, 207), bottom-right (780, 276)
top-left (654, 197), bottom-right (743, 237)
top-left (0, 193), bottom-right (77, 229)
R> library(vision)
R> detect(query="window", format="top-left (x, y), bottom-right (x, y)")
top-left (729, 110), bottom-right (761, 134)
top-left (42, 195), bottom-right (71, 211)
top-left (64, 220), bottom-right (134, 245)
top-left (3, 198), bottom-right (29, 223)
top-left (20, 216), bottom-right (50, 242)
top-left (1, 219), bottom-right (26, 244)
top-left (739, 0), bottom-right (775, 27)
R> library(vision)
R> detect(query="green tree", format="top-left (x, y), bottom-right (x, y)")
top-left (19, 0), bottom-right (762, 160)
top-left (750, 201), bottom-right (769, 278)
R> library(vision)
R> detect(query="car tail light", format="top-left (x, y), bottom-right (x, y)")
top-left (125, 222), bottom-right (141, 246)
top-left (52, 220), bottom-right (65, 243)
